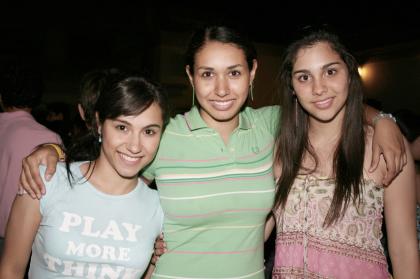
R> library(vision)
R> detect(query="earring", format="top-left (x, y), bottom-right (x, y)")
top-left (192, 86), bottom-right (195, 107)
top-left (294, 97), bottom-right (298, 129)
top-left (249, 83), bottom-right (254, 101)
top-left (98, 133), bottom-right (102, 143)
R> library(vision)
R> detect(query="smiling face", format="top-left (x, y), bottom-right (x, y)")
top-left (186, 41), bottom-right (257, 129)
top-left (97, 102), bottom-right (163, 180)
top-left (292, 41), bottom-right (350, 124)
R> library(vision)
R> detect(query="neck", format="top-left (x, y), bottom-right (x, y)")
top-left (200, 111), bottom-right (239, 145)
top-left (308, 112), bottom-right (344, 147)
top-left (82, 159), bottom-right (138, 195)
top-left (304, 112), bottom-right (344, 177)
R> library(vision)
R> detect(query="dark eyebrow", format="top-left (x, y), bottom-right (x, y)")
top-left (113, 118), bottom-right (132, 126)
top-left (322, 61), bottom-right (341, 69)
top-left (227, 64), bottom-right (244, 70)
top-left (113, 118), bottom-right (162, 129)
top-left (196, 66), bottom-right (214, 71)
top-left (196, 64), bottom-right (244, 71)
top-left (293, 61), bottom-right (342, 75)
top-left (144, 124), bottom-right (162, 129)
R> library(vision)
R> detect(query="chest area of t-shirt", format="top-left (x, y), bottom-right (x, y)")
top-left (37, 200), bottom-right (158, 277)
top-left (156, 158), bottom-right (275, 226)
top-left (159, 128), bottom-right (275, 168)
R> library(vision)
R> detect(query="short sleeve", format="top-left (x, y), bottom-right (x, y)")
top-left (39, 164), bottom-right (70, 216)
top-left (260, 105), bottom-right (282, 136)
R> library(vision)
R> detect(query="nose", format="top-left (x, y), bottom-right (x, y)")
top-left (312, 76), bottom-right (327, 96)
top-left (127, 133), bottom-right (142, 154)
top-left (215, 76), bottom-right (229, 97)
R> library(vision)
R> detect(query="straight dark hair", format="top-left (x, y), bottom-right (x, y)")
top-left (274, 30), bottom-right (366, 226)
top-left (184, 25), bottom-right (257, 74)
top-left (65, 72), bottom-right (169, 185)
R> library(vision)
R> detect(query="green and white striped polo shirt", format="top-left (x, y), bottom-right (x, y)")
top-left (143, 105), bottom-right (281, 279)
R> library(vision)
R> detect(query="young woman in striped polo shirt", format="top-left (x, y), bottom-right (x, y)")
top-left (18, 26), bottom-right (406, 278)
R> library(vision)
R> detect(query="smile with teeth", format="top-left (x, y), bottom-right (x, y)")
top-left (119, 152), bottom-right (141, 163)
top-left (211, 100), bottom-right (234, 110)
top-left (314, 97), bottom-right (333, 109)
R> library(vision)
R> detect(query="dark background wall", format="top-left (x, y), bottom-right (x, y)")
top-left (1, 2), bottom-right (419, 116)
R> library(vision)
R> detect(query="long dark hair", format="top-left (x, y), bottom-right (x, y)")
top-left (184, 25), bottom-right (257, 74)
top-left (274, 30), bottom-right (365, 226)
top-left (65, 72), bottom-right (169, 184)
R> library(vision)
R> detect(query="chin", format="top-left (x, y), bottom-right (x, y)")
top-left (116, 166), bottom-right (143, 179)
top-left (119, 172), bottom-right (140, 180)
top-left (313, 112), bottom-right (340, 123)
top-left (212, 110), bottom-right (239, 122)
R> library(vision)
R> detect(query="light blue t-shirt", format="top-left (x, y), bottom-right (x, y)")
top-left (29, 162), bottom-right (164, 279)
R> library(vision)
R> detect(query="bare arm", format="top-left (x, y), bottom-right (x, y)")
top-left (20, 144), bottom-right (60, 199)
top-left (0, 195), bottom-right (41, 278)
top-left (365, 105), bottom-right (406, 185)
top-left (384, 140), bottom-right (419, 278)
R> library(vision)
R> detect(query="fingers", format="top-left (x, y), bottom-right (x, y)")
top-left (44, 155), bottom-right (59, 182)
top-left (402, 152), bottom-right (408, 167)
top-left (401, 138), bottom-right (408, 167)
top-left (151, 233), bottom-right (167, 267)
top-left (150, 254), bottom-right (159, 266)
top-left (382, 150), bottom-right (397, 186)
top-left (154, 234), bottom-right (167, 257)
top-left (369, 144), bottom-right (380, 173)
top-left (16, 186), bottom-right (27, 196)
top-left (20, 159), bottom-right (40, 199)
top-left (27, 158), bottom-right (47, 198)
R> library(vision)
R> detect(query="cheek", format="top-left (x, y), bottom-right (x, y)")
top-left (194, 82), bottom-right (212, 99)
top-left (291, 80), bottom-right (306, 95)
top-left (293, 86), bottom-right (310, 101)
top-left (144, 137), bottom-right (161, 154)
top-left (236, 83), bottom-right (250, 98)
top-left (102, 132), bottom-right (125, 153)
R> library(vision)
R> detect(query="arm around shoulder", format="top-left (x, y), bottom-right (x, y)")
top-left (20, 143), bottom-right (62, 199)
top-left (383, 139), bottom-right (419, 278)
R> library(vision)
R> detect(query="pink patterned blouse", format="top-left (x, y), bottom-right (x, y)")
top-left (273, 174), bottom-right (391, 279)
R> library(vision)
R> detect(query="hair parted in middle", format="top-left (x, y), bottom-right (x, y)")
top-left (184, 25), bottom-right (257, 74)
top-left (274, 29), bottom-right (366, 226)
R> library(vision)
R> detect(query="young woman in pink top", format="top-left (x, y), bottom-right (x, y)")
top-left (267, 29), bottom-right (419, 278)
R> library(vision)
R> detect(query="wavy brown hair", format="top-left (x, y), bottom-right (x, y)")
top-left (274, 30), bottom-right (365, 226)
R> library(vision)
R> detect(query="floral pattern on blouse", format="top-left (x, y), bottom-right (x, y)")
top-left (273, 175), bottom-right (390, 279)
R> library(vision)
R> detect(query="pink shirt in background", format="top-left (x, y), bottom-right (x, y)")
top-left (0, 110), bottom-right (62, 237)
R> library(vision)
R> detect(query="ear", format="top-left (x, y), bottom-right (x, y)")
top-left (250, 59), bottom-right (258, 84)
top-left (185, 65), bottom-right (194, 87)
top-left (77, 103), bottom-right (86, 121)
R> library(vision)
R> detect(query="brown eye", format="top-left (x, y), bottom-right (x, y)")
top-left (298, 74), bottom-right (310, 82)
top-left (326, 69), bottom-right (337, 76)
top-left (230, 70), bottom-right (241, 77)
top-left (201, 71), bottom-right (213, 78)
top-left (144, 129), bottom-right (158, 136)
top-left (116, 125), bottom-right (127, 131)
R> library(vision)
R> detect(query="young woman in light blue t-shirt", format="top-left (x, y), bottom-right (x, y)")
top-left (0, 73), bottom-right (168, 278)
